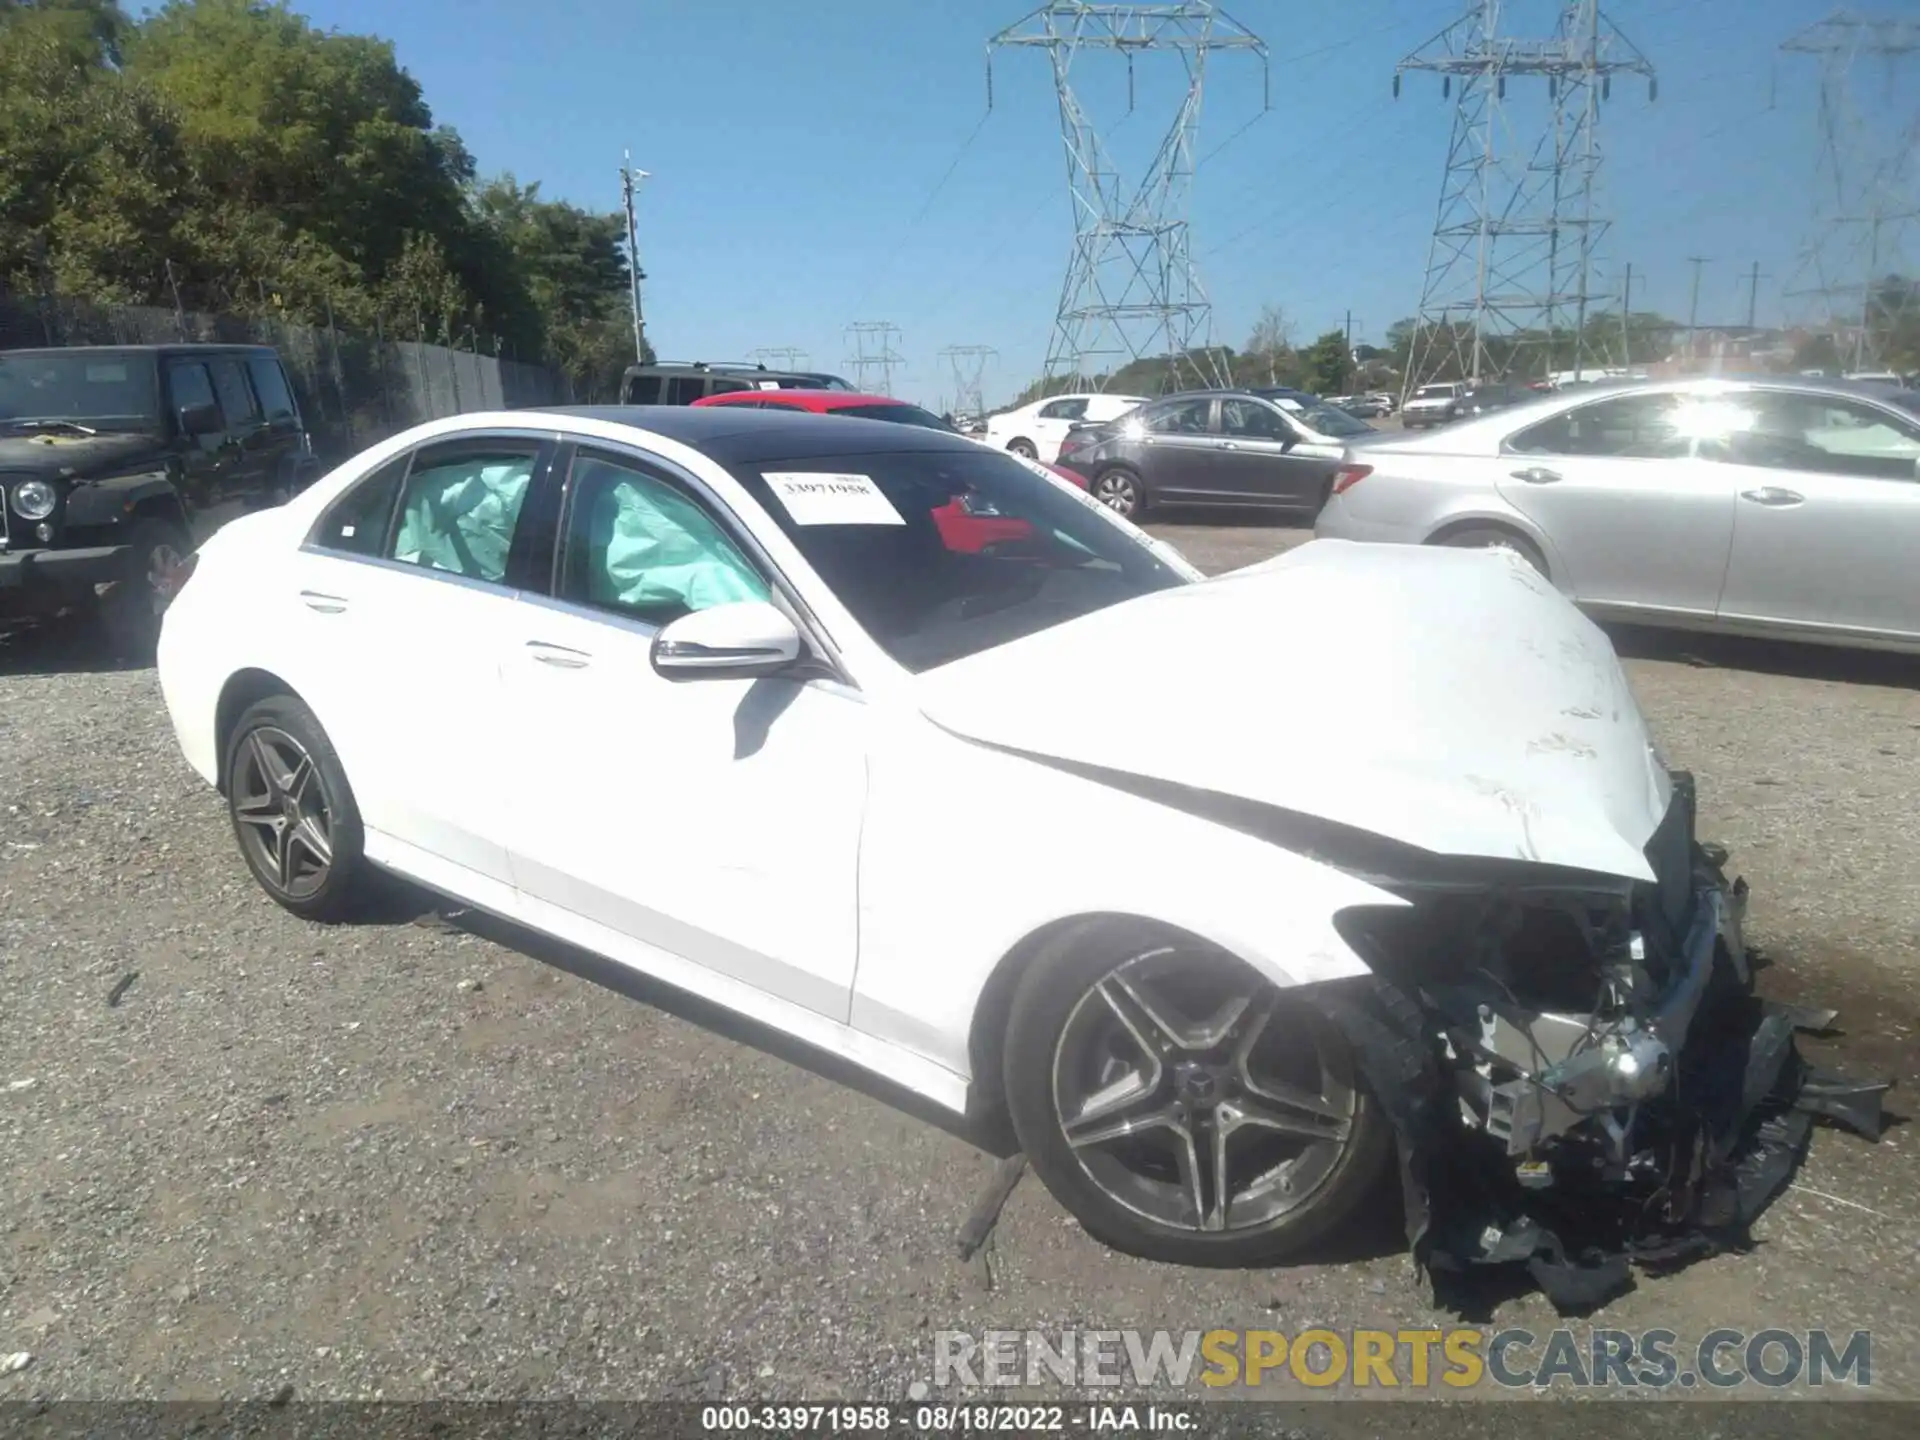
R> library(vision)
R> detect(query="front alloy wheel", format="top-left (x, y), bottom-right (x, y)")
top-left (1005, 925), bottom-right (1389, 1265)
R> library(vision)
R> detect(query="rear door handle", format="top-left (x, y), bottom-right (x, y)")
top-left (299, 590), bottom-right (349, 614)
top-left (1220, 441), bottom-right (1240, 451)
top-left (1739, 486), bottom-right (1805, 507)
top-left (526, 640), bottom-right (590, 669)
top-left (1510, 466), bottom-right (1562, 484)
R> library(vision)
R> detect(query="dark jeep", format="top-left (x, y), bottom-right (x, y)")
top-left (619, 360), bottom-right (854, 405)
top-left (1, 343), bottom-right (320, 639)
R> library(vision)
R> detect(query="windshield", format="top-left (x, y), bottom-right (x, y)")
top-left (833, 403), bottom-right (957, 431)
top-left (1414, 385), bottom-right (1454, 400)
top-left (0, 353), bottom-right (158, 427)
top-left (733, 446), bottom-right (1194, 673)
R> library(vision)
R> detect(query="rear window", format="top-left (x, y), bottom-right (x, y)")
top-left (729, 446), bottom-right (1191, 673)
top-left (832, 403), bottom-right (955, 431)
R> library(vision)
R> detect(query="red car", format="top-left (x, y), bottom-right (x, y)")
top-left (690, 389), bottom-right (1085, 552)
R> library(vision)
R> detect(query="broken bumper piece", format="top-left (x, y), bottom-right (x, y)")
top-left (1328, 826), bottom-right (1893, 1315)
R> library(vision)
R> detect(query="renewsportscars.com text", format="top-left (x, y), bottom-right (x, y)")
top-left (932, 1327), bottom-right (1873, 1390)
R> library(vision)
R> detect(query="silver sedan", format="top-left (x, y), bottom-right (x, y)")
top-left (1313, 376), bottom-right (1920, 654)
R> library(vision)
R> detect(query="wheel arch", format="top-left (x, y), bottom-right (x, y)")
top-left (963, 910), bottom-right (1227, 1140)
top-left (1424, 514), bottom-right (1555, 578)
top-left (213, 667), bottom-right (304, 795)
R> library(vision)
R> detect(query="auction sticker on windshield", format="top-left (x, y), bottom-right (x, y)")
top-left (762, 472), bottom-right (905, 526)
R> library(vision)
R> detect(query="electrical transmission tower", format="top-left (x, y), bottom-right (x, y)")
top-left (1781, 10), bottom-right (1920, 371)
top-left (939, 345), bottom-right (998, 418)
top-left (749, 347), bottom-right (810, 371)
top-left (988, 3), bottom-right (1268, 393)
top-left (1396, 2), bottom-right (1654, 397)
top-left (843, 322), bottom-right (905, 395)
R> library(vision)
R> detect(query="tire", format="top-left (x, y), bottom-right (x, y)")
top-left (1437, 526), bottom-right (1548, 576)
top-left (1007, 438), bottom-right (1039, 460)
top-left (224, 694), bottom-right (370, 923)
top-left (1090, 466), bottom-right (1147, 519)
top-left (1003, 918), bottom-right (1393, 1267)
top-left (97, 518), bottom-right (192, 654)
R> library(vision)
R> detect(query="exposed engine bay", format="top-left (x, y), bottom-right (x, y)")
top-left (1325, 771), bottom-right (1892, 1313)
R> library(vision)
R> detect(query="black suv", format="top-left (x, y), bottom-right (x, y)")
top-left (1, 343), bottom-right (319, 637)
top-left (619, 360), bottom-right (855, 405)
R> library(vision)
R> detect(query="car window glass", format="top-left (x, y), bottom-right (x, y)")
top-left (665, 376), bottom-right (705, 405)
top-left (388, 444), bottom-right (538, 584)
top-left (312, 453), bottom-right (411, 557)
top-left (1038, 398), bottom-right (1088, 421)
top-left (1706, 392), bottom-right (1920, 481)
top-left (208, 357), bottom-right (259, 428)
top-left (1220, 398), bottom-right (1292, 440)
top-left (558, 453), bottom-right (770, 626)
top-left (1143, 398), bottom-right (1212, 435)
top-left (731, 447), bottom-right (1191, 673)
top-left (1509, 393), bottom-right (1690, 459)
top-left (708, 379), bottom-right (752, 395)
top-left (247, 359), bottom-right (298, 422)
top-left (625, 374), bottom-right (663, 404)
top-left (166, 360), bottom-right (216, 416)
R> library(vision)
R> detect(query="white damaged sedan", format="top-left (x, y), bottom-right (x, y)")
top-left (160, 405), bottom-right (1869, 1301)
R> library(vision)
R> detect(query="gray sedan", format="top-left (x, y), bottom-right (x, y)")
top-left (1314, 376), bottom-right (1920, 653)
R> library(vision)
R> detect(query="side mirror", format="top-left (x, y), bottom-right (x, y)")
top-left (650, 600), bottom-right (803, 681)
top-left (178, 402), bottom-right (221, 437)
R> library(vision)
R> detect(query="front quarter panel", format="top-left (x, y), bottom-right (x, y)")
top-left (849, 715), bottom-right (1407, 1082)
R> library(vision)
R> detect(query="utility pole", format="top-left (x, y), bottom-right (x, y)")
top-left (1686, 255), bottom-right (1710, 361)
top-left (620, 154), bottom-right (650, 363)
top-left (1618, 261), bottom-right (1636, 367)
top-left (1343, 310), bottom-right (1354, 392)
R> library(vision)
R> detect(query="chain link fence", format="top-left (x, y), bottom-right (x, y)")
top-left (1, 288), bottom-right (571, 463)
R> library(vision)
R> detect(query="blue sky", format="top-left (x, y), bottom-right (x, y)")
top-left (290, 0), bottom-right (1844, 407)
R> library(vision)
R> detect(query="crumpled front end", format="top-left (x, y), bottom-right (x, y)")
top-left (1327, 771), bottom-right (1892, 1313)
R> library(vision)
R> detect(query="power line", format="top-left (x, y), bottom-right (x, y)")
top-left (849, 110), bottom-right (993, 316)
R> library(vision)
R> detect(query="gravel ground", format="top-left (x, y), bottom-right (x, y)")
top-left (2, 524), bottom-right (1916, 1410)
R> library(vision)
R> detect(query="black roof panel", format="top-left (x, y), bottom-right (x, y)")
top-left (535, 404), bottom-right (985, 465)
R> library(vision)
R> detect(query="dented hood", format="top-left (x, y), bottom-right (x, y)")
top-left (916, 539), bottom-right (1673, 881)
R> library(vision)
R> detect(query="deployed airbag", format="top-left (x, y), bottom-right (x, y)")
top-left (393, 458), bottom-right (532, 582)
top-left (580, 470), bottom-right (770, 613)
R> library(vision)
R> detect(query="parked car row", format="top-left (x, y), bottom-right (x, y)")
top-left (1316, 374), bottom-right (1920, 654)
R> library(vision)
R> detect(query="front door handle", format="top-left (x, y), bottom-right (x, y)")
top-left (1739, 486), bottom-right (1805, 507)
top-left (526, 640), bottom-right (590, 669)
top-left (299, 590), bottom-right (349, 614)
top-left (1220, 440), bottom-right (1240, 451)
top-left (1510, 466), bottom-right (1562, 484)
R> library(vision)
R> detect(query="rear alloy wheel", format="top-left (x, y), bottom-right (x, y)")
top-left (1091, 467), bottom-right (1145, 518)
top-left (1438, 526), bottom-right (1548, 576)
top-left (225, 695), bottom-right (369, 922)
top-left (1007, 438), bottom-right (1039, 460)
top-left (1005, 923), bottom-right (1390, 1266)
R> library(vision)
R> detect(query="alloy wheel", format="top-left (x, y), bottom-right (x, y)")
top-left (231, 726), bottom-right (335, 899)
top-left (1093, 473), bottom-right (1138, 516)
top-left (1050, 947), bottom-right (1357, 1234)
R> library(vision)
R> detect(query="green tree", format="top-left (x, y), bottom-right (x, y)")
top-left (1301, 329), bottom-right (1350, 393)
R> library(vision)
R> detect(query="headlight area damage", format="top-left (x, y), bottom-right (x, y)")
top-left (1320, 771), bottom-right (1892, 1313)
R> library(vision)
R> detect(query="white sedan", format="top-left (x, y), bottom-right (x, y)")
top-left (984, 392), bottom-right (1148, 463)
top-left (157, 405), bottom-right (1752, 1276)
